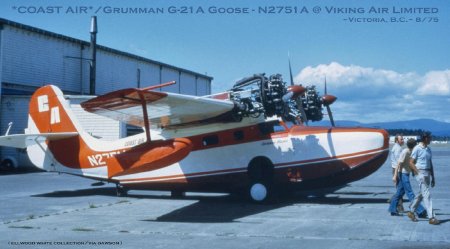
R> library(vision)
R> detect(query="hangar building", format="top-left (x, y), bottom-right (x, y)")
top-left (0, 18), bottom-right (213, 169)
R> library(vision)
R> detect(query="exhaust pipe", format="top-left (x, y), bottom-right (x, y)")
top-left (89, 16), bottom-right (97, 95)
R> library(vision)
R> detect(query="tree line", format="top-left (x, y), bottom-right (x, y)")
top-left (387, 129), bottom-right (449, 142)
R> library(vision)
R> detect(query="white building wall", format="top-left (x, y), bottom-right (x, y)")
top-left (138, 63), bottom-right (160, 88)
top-left (197, 77), bottom-right (209, 96)
top-left (96, 50), bottom-right (138, 94)
top-left (0, 25), bottom-right (212, 96)
top-left (161, 67), bottom-right (180, 93)
top-left (1, 26), bottom-right (82, 92)
top-left (180, 73), bottom-right (196, 96)
top-left (93, 50), bottom-right (206, 95)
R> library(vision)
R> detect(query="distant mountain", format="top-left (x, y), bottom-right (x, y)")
top-left (311, 119), bottom-right (450, 136)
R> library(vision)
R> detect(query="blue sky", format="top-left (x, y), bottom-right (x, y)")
top-left (1, 0), bottom-right (449, 123)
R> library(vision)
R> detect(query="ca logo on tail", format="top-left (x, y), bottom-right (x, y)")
top-left (37, 95), bottom-right (49, 112)
top-left (37, 95), bottom-right (60, 124)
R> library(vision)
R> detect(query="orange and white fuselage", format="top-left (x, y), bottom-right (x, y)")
top-left (3, 85), bottom-right (389, 201)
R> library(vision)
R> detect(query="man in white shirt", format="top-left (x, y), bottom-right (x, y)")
top-left (407, 132), bottom-right (439, 225)
top-left (388, 134), bottom-right (404, 211)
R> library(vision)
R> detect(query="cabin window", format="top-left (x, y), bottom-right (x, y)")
top-left (202, 135), bottom-right (219, 146)
top-left (233, 130), bottom-right (244, 141)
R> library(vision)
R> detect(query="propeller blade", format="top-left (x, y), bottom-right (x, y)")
top-left (289, 57), bottom-right (294, 86)
top-left (322, 77), bottom-right (335, 127)
top-left (322, 94), bottom-right (337, 127)
top-left (326, 105), bottom-right (335, 127)
top-left (287, 54), bottom-right (308, 125)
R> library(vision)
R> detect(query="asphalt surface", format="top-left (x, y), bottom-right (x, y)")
top-left (1, 145), bottom-right (449, 249)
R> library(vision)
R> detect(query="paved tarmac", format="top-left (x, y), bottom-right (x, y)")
top-left (1, 145), bottom-right (449, 249)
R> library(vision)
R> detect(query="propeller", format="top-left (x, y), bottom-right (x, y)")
top-left (288, 56), bottom-right (308, 125)
top-left (321, 77), bottom-right (337, 127)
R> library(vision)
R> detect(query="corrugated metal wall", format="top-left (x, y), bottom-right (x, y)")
top-left (1, 26), bottom-right (82, 92)
top-left (1, 25), bottom-right (211, 95)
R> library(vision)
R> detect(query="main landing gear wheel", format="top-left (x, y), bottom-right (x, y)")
top-left (247, 157), bottom-right (274, 203)
top-left (116, 184), bottom-right (128, 197)
top-left (250, 183), bottom-right (268, 202)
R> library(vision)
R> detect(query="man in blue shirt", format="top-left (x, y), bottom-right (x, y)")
top-left (407, 132), bottom-right (439, 225)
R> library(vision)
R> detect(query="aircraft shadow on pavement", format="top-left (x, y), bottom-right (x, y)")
top-left (32, 187), bottom-right (118, 197)
top-left (150, 193), bottom-right (389, 223)
top-left (32, 187), bottom-right (389, 223)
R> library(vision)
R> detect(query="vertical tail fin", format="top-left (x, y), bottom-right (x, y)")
top-left (28, 85), bottom-right (83, 134)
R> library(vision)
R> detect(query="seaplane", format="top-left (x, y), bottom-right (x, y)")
top-left (0, 69), bottom-right (389, 202)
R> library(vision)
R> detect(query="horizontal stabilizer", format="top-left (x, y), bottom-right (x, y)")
top-left (0, 132), bottom-right (78, 149)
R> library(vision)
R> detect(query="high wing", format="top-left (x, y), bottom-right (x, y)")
top-left (0, 132), bottom-right (78, 148)
top-left (81, 87), bottom-right (236, 129)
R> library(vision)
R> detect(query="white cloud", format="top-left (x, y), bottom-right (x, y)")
top-left (294, 62), bottom-right (449, 98)
top-left (293, 62), bottom-right (450, 123)
top-left (295, 62), bottom-right (421, 98)
top-left (296, 62), bottom-right (418, 88)
top-left (417, 70), bottom-right (450, 95)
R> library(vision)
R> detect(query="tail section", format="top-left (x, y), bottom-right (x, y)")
top-left (27, 85), bottom-right (108, 179)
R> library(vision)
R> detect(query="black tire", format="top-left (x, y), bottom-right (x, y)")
top-left (247, 157), bottom-right (274, 202)
top-left (0, 159), bottom-right (16, 171)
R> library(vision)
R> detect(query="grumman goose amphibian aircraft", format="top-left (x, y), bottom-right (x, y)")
top-left (0, 73), bottom-right (388, 202)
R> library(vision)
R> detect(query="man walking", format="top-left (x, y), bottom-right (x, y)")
top-left (407, 132), bottom-right (440, 225)
top-left (389, 138), bottom-right (425, 216)
top-left (389, 134), bottom-right (404, 212)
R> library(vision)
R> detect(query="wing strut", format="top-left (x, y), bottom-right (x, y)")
top-left (137, 90), bottom-right (151, 143)
top-left (134, 81), bottom-right (176, 143)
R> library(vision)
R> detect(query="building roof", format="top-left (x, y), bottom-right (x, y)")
top-left (0, 18), bottom-right (213, 81)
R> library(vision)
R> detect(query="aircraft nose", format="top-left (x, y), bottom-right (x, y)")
top-left (379, 129), bottom-right (389, 149)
